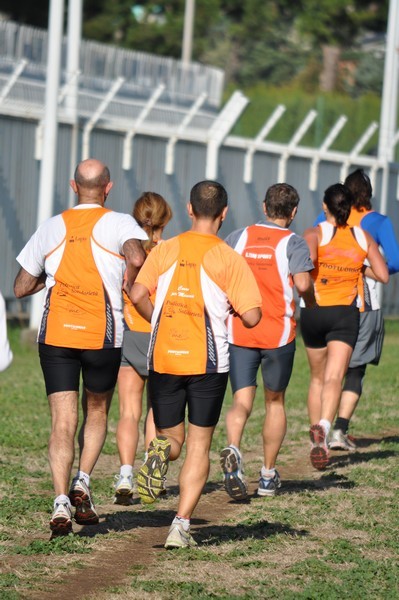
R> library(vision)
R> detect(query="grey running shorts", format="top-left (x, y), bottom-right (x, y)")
top-left (120, 330), bottom-right (150, 377)
top-left (148, 371), bottom-right (229, 429)
top-left (39, 344), bottom-right (121, 396)
top-left (349, 309), bottom-right (384, 367)
top-left (300, 305), bottom-right (360, 349)
top-left (228, 340), bottom-right (296, 393)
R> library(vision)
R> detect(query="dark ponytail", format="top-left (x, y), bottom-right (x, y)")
top-left (323, 183), bottom-right (353, 227)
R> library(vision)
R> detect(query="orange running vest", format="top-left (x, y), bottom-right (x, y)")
top-left (313, 222), bottom-right (368, 307)
top-left (39, 207), bottom-right (124, 349)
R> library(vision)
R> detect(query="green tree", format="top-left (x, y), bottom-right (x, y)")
top-left (0, 0), bottom-right (389, 93)
top-left (297, 0), bottom-right (388, 91)
top-left (0, 0), bottom-right (49, 27)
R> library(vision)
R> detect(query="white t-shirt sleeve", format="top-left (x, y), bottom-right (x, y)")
top-left (116, 213), bottom-right (148, 253)
top-left (16, 225), bottom-right (47, 277)
top-left (16, 215), bottom-right (66, 277)
top-left (93, 212), bottom-right (148, 255)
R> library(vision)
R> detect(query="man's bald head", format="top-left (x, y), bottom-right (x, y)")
top-left (74, 159), bottom-right (110, 190)
top-left (71, 159), bottom-right (113, 205)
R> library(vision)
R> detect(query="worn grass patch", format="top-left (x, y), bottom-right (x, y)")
top-left (1, 322), bottom-right (398, 598)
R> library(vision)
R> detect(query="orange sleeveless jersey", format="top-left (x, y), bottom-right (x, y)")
top-left (123, 246), bottom-right (154, 333)
top-left (39, 207), bottom-right (125, 349)
top-left (227, 224), bottom-right (299, 348)
top-left (123, 289), bottom-right (151, 333)
top-left (314, 221), bottom-right (368, 307)
top-left (135, 231), bottom-right (262, 375)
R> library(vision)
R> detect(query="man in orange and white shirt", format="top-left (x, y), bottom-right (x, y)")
top-left (14, 159), bottom-right (147, 538)
top-left (130, 180), bottom-right (262, 549)
top-left (220, 183), bottom-right (316, 500)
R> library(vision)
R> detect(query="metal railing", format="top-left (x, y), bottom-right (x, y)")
top-left (0, 20), bottom-right (224, 107)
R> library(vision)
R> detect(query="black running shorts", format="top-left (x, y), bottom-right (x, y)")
top-left (39, 343), bottom-right (122, 395)
top-left (147, 371), bottom-right (229, 429)
top-left (300, 305), bottom-right (359, 349)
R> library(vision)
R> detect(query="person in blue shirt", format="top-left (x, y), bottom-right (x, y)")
top-left (314, 169), bottom-right (399, 450)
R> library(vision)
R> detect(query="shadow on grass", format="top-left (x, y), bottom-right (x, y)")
top-left (193, 520), bottom-right (309, 547)
top-left (219, 473), bottom-right (355, 504)
top-left (352, 435), bottom-right (399, 448)
top-left (147, 520), bottom-right (309, 548)
top-left (76, 508), bottom-right (210, 538)
top-left (329, 448), bottom-right (398, 469)
top-left (280, 473), bottom-right (355, 493)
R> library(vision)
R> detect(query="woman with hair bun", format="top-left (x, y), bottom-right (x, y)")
top-left (113, 192), bottom-right (172, 504)
top-left (301, 183), bottom-right (388, 471)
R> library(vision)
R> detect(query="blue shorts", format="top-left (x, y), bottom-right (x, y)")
top-left (228, 340), bottom-right (296, 393)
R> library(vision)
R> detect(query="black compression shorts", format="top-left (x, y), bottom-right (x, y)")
top-left (300, 305), bottom-right (359, 349)
top-left (148, 371), bottom-right (229, 429)
top-left (39, 343), bottom-right (121, 395)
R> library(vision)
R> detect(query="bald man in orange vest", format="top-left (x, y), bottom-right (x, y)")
top-left (15, 159), bottom-right (147, 538)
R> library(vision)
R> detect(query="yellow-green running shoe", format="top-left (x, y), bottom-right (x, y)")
top-left (137, 436), bottom-right (171, 504)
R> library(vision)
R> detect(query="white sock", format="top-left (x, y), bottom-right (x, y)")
top-left (120, 464), bottom-right (133, 478)
top-left (319, 419), bottom-right (331, 437)
top-left (54, 494), bottom-right (71, 508)
top-left (261, 466), bottom-right (276, 479)
top-left (76, 470), bottom-right (90, 487)
top-left (229, 444), bottom-right (240, 454)
top-left (173, 515), bottom-right (190, 532)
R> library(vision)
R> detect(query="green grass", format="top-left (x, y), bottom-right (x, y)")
top-left (0, 322), bottom-right (398, 598)
top-left (226, 83), bottom-right (382, 156)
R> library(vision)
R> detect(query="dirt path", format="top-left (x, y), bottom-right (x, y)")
top-left (20, 442), bottom-right (316, 600)
top-left (13, 431), bottom-right (397, 600)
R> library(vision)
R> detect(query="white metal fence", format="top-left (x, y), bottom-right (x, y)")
top-left (0, 21), bottom-right (398, 316)
top-left (0, 21), bottom-right (224, 107)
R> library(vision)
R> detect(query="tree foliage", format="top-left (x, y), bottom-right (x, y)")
top-left (0, 0), bottom-right (389, 92)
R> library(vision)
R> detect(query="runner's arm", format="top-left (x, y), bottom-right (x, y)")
top-left (364, 233), bottom-right (389, 283)
top-left (303, 227), bottom-right (319, 264)
top-left (288, 235), bottom-right (316, 308)
top-left (14, 267), bottom-right (46, 298)
top-left (377, 217), bottom-right (399, 274)
top-left (130, 282), bottom-right (153, 323)
top-left (293, 272), bottom-right (317, 308)
top-left (240, 306), bottom-right (262, 328)
top-left (123, 239), bottom-right (146, 294)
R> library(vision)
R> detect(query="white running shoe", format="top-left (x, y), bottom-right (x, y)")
top-left (257, 470), bottom-right (282, 497)
top-left (69, 477), bottom-right (99, 525)
top-left (50, 502), bottom-right (73, 538)
top-left (113, 474), bottom-right (134, 505)
top-left (164, 522), bottom-right (198, 549)
top-left (329, 429), bottom-right (357, 452)
top-left (220, 446), bottom-right (248, 500)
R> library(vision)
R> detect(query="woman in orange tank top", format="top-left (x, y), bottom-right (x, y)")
top-left (301, 184), bottom-right (388, 471)
top-left (113, 192), bottom-right (172, 504)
